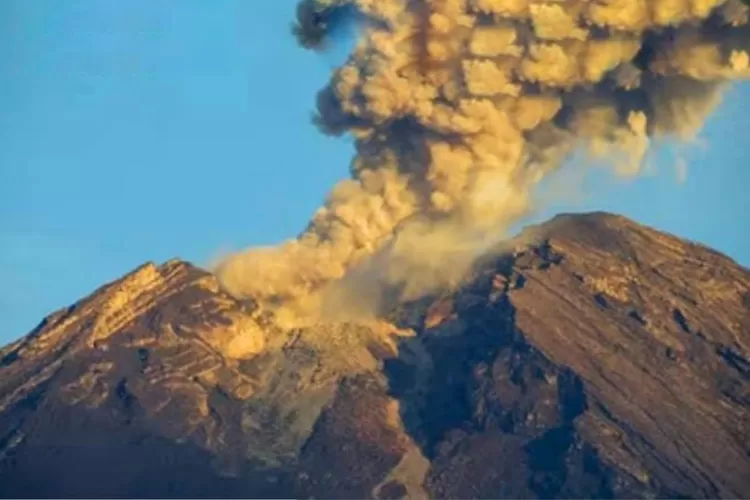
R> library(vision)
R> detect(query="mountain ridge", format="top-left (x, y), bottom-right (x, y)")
top-left (1, 212), bottom-right (748, 498)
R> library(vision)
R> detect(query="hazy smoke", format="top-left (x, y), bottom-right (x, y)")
top-left (215, 0), bottom-right (750, 324)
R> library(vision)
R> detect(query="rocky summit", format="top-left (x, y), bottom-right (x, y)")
top-left (0, 212), bottom-right (748, 499)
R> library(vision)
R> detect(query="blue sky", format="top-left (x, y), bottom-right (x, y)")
top-left (1, 0), bottom-right (748, 343)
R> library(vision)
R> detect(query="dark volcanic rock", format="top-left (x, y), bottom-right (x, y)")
top-left (0, 212), bottom-right (748, 498)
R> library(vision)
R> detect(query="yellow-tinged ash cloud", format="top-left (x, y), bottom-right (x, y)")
top-left (214, 0), bottom-right (750, 325)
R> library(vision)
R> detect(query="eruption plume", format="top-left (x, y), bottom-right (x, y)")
top-left (215, 0), bottom-right (750, 324)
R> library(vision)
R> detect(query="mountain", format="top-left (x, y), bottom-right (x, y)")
top-left (1, 212), bottom-right (748, 499)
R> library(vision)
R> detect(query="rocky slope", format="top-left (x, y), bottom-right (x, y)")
top-left (0, 212), bottom-right (748, 498)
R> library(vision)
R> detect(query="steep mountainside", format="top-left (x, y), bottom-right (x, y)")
top-left (1, 212), bottom-right (748, 498)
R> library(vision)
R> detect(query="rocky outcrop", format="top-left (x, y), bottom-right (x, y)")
top-left (0, 212), bottom-right (748, 498)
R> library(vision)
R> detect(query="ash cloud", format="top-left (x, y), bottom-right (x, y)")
top-left (215, 0), bottom-right (750, 325)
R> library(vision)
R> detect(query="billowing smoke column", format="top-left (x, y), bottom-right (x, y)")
top-left (216, 0), bottom-right (750, 323)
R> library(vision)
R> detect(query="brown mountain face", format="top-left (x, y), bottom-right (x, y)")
top-left (1, 212), bottom-right (748, 499)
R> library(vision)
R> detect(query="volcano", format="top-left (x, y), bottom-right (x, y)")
top-left (0, 212), bottom-right (748, 499)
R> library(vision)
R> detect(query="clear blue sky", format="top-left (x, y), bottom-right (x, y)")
top-left (1, 0), bottom-right (748, 344)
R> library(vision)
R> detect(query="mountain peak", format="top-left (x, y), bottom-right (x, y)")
top-left (2, 258), bottom-right (264, 368)
top-left (1, 212), bottom-right (748, 498)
